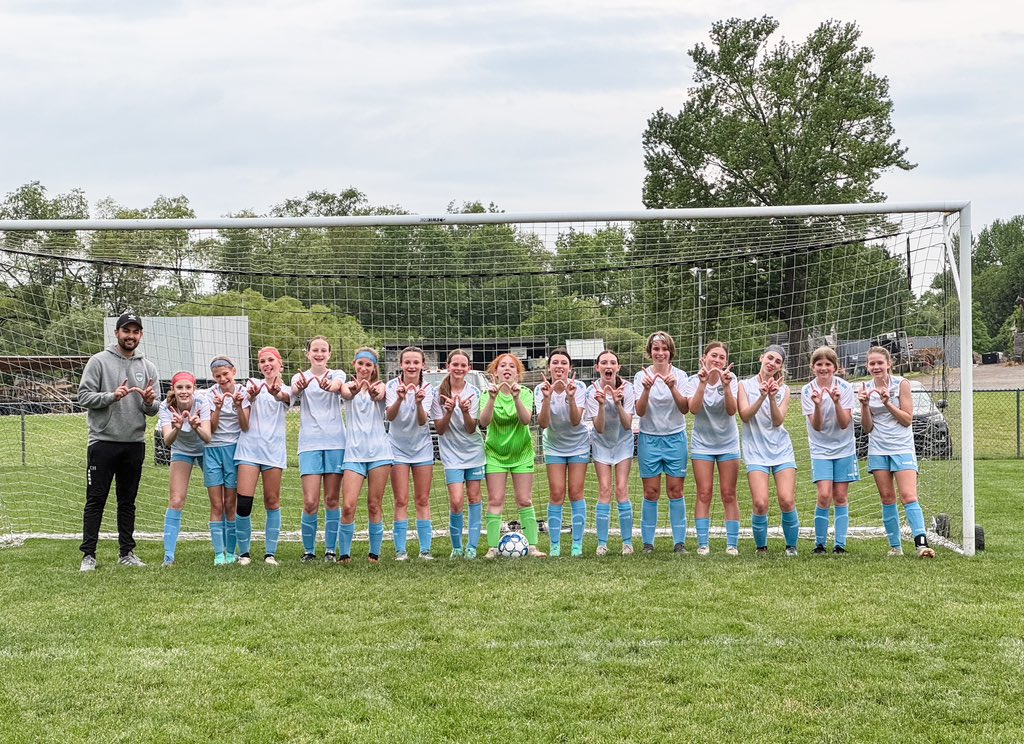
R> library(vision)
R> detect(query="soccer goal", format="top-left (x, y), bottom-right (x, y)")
top-left (0, 203), bottom-right (976, 554)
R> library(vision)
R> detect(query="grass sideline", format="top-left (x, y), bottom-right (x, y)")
top-left (0, 461), bottom-right (1021, 743)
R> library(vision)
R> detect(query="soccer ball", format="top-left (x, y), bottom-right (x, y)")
top-left (497, 532), bottom-right (529, 559)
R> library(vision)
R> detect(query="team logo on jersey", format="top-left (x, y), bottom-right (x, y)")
top-left (134, 372), bottom-right (145, 383)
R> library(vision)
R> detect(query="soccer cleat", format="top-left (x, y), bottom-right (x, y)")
top-left (756, 546), bottom-right (769, 556)
top-left (80, 555), bottom-right (97, 572)
top-left (621, 543), bottom-right (634, 556)
top-left (725, 546), bottom-right (739, 557)
top-left (887, 547), bottom-right (905, 557)
top-left (301, 552), bottom-right (316, 563)
top-left (595, 545), bottom-right (609, 557)
top-left (394, 552), bottom-right (409, 562)
top-left (464, 546), bottom-right (477, 560)
top-left (812, 544), bottom-right (827, 556)
top-left (571, 543), bottom-right (583, 558)
top-left (674, 542), bottom-right (688, 555)
top-left (214, 553), bottom-right (228, 566)
top-left (916, 545), bottom-right (936, 559)
top-left (339, 555), bottom-right (352, 565)
top-left (784, 546), bottom-right (799, 557)
top-left (118, 551), bottom-right (146, 568)
top-left (224, 553), bottom-right (238, 564)
top-left (832, 546), bottom-right (847, 556)
top-left (527, 546), bottom-right (547, 558)
top-left (419, 552), bottom-right (434, 561)
top-left (324, 551), bottom-right (337, 564)
top-left (484, 547), bottom-right (499, 560)
top-left (367, 553), bottom-right (380, 565)
top-left (238, 553), bottom-right (252, 566)
top-left (449, 548), bottom-right (464, 560)
top-left (549, 543), bottom-right (561, 558)
top-left (264, 555), bottom-right (279, 566)
top-left (696, 545), bottom-right (710, 556)
top-left (642, 543), bottom-right (655, 555)
top-left (162, 556), bottom-right (175, 568)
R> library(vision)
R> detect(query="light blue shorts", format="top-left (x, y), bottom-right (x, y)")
top-left (746, 462), bottom-right (797, 475)
top-left (691, 452), bottom-right (740, 463)
top-left (171, 452), bottom-right (203, 467)
top-left (811, 455), bottom-right (861, 484)
top-left (236, 460), bottom-right (277, 472)
top-left (868, 453), bottom-right (919, 473)
top-left (299, 449), bottom-right (345, 476)
top-left (545, 453), bottom-right (590, 465)
top-left (638, 431), bottom-right (688, 479)
top-left (392, 459), bottom-right (435, 469)
top-left (342, 460), bottom-right (393, 477)
top-left (203, 444), bottom-right (237, 488)
top-left (445, 465), bottom-right (486, 485)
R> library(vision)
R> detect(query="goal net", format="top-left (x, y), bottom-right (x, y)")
top-left (0, 204), bottom-right (974, 553)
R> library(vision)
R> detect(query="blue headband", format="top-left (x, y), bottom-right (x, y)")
top-left (210, 359), bottom-right (234, 371)
top-left (354, 351), bottom-right (378, 365)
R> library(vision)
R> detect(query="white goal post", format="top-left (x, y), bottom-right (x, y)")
top-left (0, 202), bottom-right (975, 554)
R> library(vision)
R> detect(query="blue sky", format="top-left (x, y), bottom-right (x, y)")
top-left (1, 0), bottom-right (1021, 231)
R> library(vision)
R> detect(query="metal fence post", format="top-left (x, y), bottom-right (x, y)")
top-left (1017, 389), bottom-right (1021, 459)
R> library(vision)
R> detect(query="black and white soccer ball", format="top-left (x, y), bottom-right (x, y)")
top-left (497, 532), bottom-right (529, 559)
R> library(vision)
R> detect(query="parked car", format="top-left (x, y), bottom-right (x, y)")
top-left (853, 380), bottom-right (953, 460)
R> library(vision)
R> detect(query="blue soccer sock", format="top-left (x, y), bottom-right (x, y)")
top-left (449, 511), bottom-right (464, 552)
top-left (324, 508), bottom-right (340, 555)
top-left (781, 509), bottom-right (800, 548)
top-left (617, 501), bottom-right (634, 546)
top-left (163, 507), bottom-right (183, 561)
top-left (751, 513), bottom-right (769, 549)
top-left (209, 520), bottom-right (226, 556)
top-left (903, 500), bottom-right (927, 538)
top-left (882, 503), bottom-right (902, 548)
top-left (368, 521), bottom-right (384, 557)
top-left (669, 497), bottom-right (687, 545)
top-left (265, 508), bottom-right (282, 557)
top-left (725, 519), bottom-right (740, 549)
top-left (416, 519), bottom-right (433, 554)
top-left (641, 499), bottom-right (659, 545)
top-left (467, 502), bottom-right (482, 551)
top-left (596, 502), bottom-right (611, 546)
top-left (338, 521), bottom-right (355, 557)
top-left (696, 517), bottom-right (711, 549)
top-left (814, 506), bottom-right (830, 546)
top-left (393, 519), bottom-right (409, 555)
top-left (834, 505), bottom-right (849, 548)
top-left (223, 518), bottom-right (237, 555)
top-left (235, 515), bottom-right (252, 556)
top-left (300, 512), bottom-right (318, 554)
top-left (547, 504), bottom-right (564, 549)
top-left (570, 500), bottom-right (586, 548)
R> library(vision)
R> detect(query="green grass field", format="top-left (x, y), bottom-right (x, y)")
top-left (0, 460), bottom-right (1021, 742)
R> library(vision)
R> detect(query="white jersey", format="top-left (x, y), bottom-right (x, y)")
top-left (292, 369), bottom-right (346, 454)
top-left (633, 366), bottom-right (688, 436)
top-left (386, 378), bottom-right (436, 463)
top-left (202, 384), bottom-right (242, 447)
top-left (343, 388), bottom-right (392, 463)
top-left (863, 376), bottom-right (915, 456)
top-left (235, 380), bottom-right (291, 469)
top-left (585, 380), bottom-right (635, 465)
top-left (684, 375), bottom-right (740, 455)
top-left (534, 383), bottom-right (589, 458)
top-left (429, 382), bottom-right (486, 469)
top-left (801, 377), bottom-right (856, 458)
top-left (158, 397), bottom-right (211, 457)
top-left (739, 376), bottom-right (795, 467)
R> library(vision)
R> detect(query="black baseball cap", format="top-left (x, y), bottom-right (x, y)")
top-left (115, 313), bottom-right (143, 330)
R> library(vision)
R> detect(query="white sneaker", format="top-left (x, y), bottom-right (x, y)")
top-left (887, 547), bottom-right (904, 557)
top-left (725, 546), bottom-right (739, 557)
top-left (80, 555), bottom-right (97, 572)
top-left (697, 546), bottom-right (710, 556)
top-left (621, 543), bottom-right (634, 556)
top-left (117, 551), bottom-right (146, 567)
top-left (916, 545), bottom-right (936, 559)
top-left (527, 545), bottom-right (547, 558)
top-left (595, 545), bottom-right (609, 557)
top-left (264, 555), bottom-right (279, 566)
top-left (395, 552), bottom-right (409, 562)
top-left (419, 552), bottom-right (434, 561)
top-left (238, 554), bottom-right (252, 566)
top-left (484, 547), bottom-right (499, 560)
top-left (784, 546), bottom-right (799, 557)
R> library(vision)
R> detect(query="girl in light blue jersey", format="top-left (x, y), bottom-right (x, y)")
top-left (858, 346), bottom-right (935, 558)
top-left (686, 341), bottom-right (741, 556)
top-left (801, 346), bottom-right (857, 555)
top-left (738, 345), bottom-right (799, 556)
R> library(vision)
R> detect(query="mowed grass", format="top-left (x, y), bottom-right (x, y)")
top-left (0, 461), bottom-right (1021, 743)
